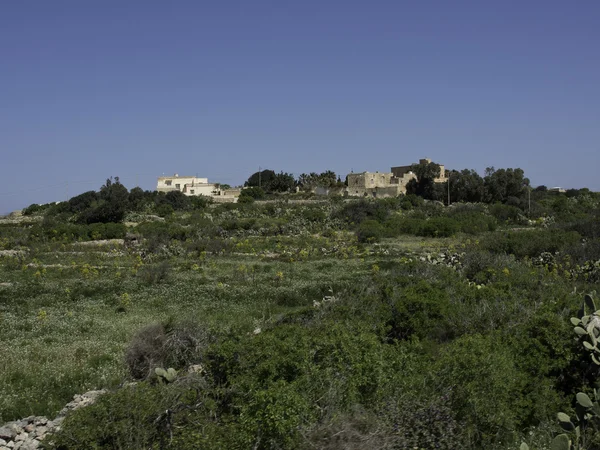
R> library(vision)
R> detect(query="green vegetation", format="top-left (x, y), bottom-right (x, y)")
top-left (1, 174), bottom-right (600, 449)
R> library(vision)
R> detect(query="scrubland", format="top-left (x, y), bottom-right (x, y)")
top-left (1, 190), bottom-right (600, 449)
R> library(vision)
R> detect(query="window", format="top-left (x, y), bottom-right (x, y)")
top-left (175, 184), bottom-right (180, 189)
top-left (165, 180), bottom-right (172, 186)
top-left (190, 190), bottom-right (195, 194)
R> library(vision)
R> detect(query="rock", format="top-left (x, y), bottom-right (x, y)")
top-left (23, 425), bottom-right (34, 433)
top-left (14, 433), bottom-right (27, 442)
top-left (0, 426), bottom-right (17, 440)
top-left (0, 438), bottom-right (6, 445)
top-left (19, 440), bottom-right (39, 450)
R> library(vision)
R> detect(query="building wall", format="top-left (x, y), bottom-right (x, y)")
top-left (347, 172), bottom-right (394, 190)
top-left (157, 175), bottom-right (209, 193)
top-left (392, 159), bottom-right (447, 183)
top-left (156, 174), bottom-right (239, 199)
top-left (183, 183), bottom-right (217, 196)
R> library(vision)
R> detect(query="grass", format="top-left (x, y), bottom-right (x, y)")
top-left (0, 236), bottom-right (388, 422)
top-left (2, 196), bottom-right (600, 448)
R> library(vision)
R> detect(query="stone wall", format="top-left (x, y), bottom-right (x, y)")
top-left (0, 389), bottom-right (106, 450)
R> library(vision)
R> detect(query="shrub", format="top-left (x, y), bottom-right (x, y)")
top-left (190, 195), bottom-right (213, 209)
top-left (164, 190), bottom-right (192, 211)
top-left (384, 216), bottom-right (423, 236)
top-left (356, 220), bottom-right (384, 243)
top-left (335, 200), bottom-right (389, 225)
top-left (489, 203), bottom-right (525, 224)
top-left (22, 203), bottom-right (50, 216)
top-left (303, 407), bottom-right (393, 450)
top-left (240, 186), bottom-right (265, 200)
top-left (50, 382), bottom-right (179, 449)
top-left (383, 393), bottom-right (466, 450)
top-left (125, 323), bottom-right (167, 379)
top-left (435, 333), bottom-right (528, 445)
top-left (155, 203), bottom-right (174, 218)
top-left (125, 320), bottom-right (213, 380)
top-left (237, 195), bottom-right (254, 204)
top-left (138, 261), bottom-right (171, 284)
top-left (418, 217), bottom-right (459, 238)
top-left (479, 229), bottom-right (581, 259)
top-left (381, 279), bottom-right (452, 342)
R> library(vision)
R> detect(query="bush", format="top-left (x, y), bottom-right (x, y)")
top-left (22, 203), bottom-right (50, 216)
top-left (479, 229), bottom-right (581, 259)
top-left (449, 209), bottom-right (497, 234)
top-left (164, 190), bottom-right (192, 211)
top-left (489, 203), bottom-right (525, 224)
top-left (435, 334), bottom-right (528, 445)
top-left (418, 217), bottom-right (459, 238)
top-left (240, 186), bottom-right (265, 200)
top-left (50, 383), bottom-right (179, 449)
top-left (356, 220), bottom-right (384, 243)
top-left (237, 194), bottom-right (254, 204)
top-left (304, 407), bottom-right (393, 450)
top-left (335, 200), bottom-right (389, 225)
top-left (125, 320), bottom-right (213, 380)
top-left (138, 261), bottom-right (171, 284)
top-left (155, 203), bottom-right (174, 218)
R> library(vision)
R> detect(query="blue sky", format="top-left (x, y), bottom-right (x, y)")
top-left (1, 1), bottom-right (599, 212)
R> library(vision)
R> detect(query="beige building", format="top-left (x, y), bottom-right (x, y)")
top-left (391, 158), bottom-right (447, 183)
top-left (156, 174), bottom-right (239, 202)
top-left (345, 158), bottom-right (447, 198)
top-left (346, 171), bottom-right (414, 198)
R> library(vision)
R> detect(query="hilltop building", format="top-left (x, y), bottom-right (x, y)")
top-left (345, 158), bottom-right (447, 198)
top-left (391, 158), bottom-right (448, 183)
top-left (156, 174), bottom-right (240, 202)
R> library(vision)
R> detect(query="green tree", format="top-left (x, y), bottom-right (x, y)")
top-left (406, 162), bottom-right (442, 200)
top-left (245, 169), bottom-right (276, 188)
top-left (164, 191), bottom-right (192, 211)
top-left (268, 172), bottom-right (296, 193)
top-left (79, 177), bottom-right (129, 223)
top-left (483, 167), bottom-right (529, 205)
top-left (448, 169), bottom-right (485, 203)
top-left (297, 170), bottom-right (338, 191)
top-left (240, 186), bottom-right (265, 200)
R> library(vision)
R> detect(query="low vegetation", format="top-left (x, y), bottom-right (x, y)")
top-left (1, 174), bottom-right (600, 449)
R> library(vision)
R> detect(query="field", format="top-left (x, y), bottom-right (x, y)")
top-left (1, 192), bottom-right (600, 449)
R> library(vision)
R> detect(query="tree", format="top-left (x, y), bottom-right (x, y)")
top-left (483, 168), bottom-right (529, 205)
top-left (297, 170), bottom-right (339, 191)
top-left (128, 187), bottom-right (147, 212)
top-left (268, 172), bottom-right (296, 192)
top-left (79, 177), bottom-right (129, 224)
top-left (68, 190), bottom-right (99, 213)
top-left (245, 170), bottom-right (276, 188)
top-left (164, 190), bottom-right (192, 211)
top-left (246, 169), bottom-right (295, 193)
top-left (448, 169), bottom-right (485, 203)
top-left (406, 162), bottom-right (442, 200)
top-left (240, 186), bottom-right (265, 200)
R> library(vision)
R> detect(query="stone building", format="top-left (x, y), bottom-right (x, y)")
top-left (156, 174), bottom-right (239, 202)
top-left (345, 158), bottom-right (447, 198)
top-left (391, 158), bottom-right (447, 183)
top-left (346, 171), bottom-right (415, 198)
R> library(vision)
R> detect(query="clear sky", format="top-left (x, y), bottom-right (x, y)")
top-left (1, 1), bottom-right (599, 212)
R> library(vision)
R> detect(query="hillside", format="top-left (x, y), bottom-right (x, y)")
top-left (1, 188), bottom-right (600, 449)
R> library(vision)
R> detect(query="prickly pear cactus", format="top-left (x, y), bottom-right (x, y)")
top-left (552, 294), bottom-right (600, 450)
top-left (155, 367), bottom-right (177, 383)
